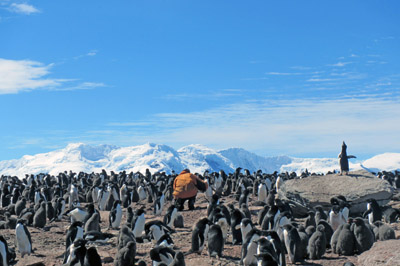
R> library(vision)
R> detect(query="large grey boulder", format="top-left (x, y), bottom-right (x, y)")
top-left (278, 170), bottom-right (394, 217)
top-left (358, 240), bottom-right (400, 266)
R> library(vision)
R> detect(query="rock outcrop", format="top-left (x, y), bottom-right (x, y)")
top-left (278, 170), bottom-right (394, 217)
top-left (358, 240), bottom-right (400, 266)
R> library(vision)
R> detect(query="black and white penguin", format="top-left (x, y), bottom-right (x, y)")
top-left (329, 205), bottom-right (346, 231)
top-left (238, 188), bottom-right (250, 207)
top-left (163, 205), bottom-right (179, 228)
top-left (213, 212), bottom-right (229, 241)
top-left (64, 238), bottom-right (87, 265)
top-left (382, 206), bottom-right (400, 223)
top-left (33, 201), bottom-right (47, 228)
top-left (257, 205), bottom-right (269, 226)
top-left (257, 182), bottom-right (268, 203)
top-left (170, 251), bottom-right (185, 266)
top-left (282, 223), bottom-right (302, 264)
top-left (254, 237), bottom-right (279, 265)
top-left (131, 208), bottom-right (146, 239)
top-left (338, 141), bottom-right (356, 175)
top-left (307, 224), bottom-right (327, 260)
top-left (15, 219), bottom-right (32, 258)
top-left (83, 246), bottom-right (102, 266)
top-left (363, 198), bottom-right (382, 224)
top-left (114, 241), bottom-right (136, 266)
top-left (157, 233), bottom-right (174, 249)
top-left (98, 185), bottom-right (109, 211)
top-left (335, 223), bottom-right (355, 255)
top-left (109, 200), bottom-right (122, 229)
top-left (66, 221), bottom-right (84, 250)
top-left (240, 218), bottom-right (253, 243)
top-left (230, 205), bottom-right (244, 245)
top-left (190, 218), bottom-right (212, 254)
top-left (0, 235), bottom-right (10, 266)
top-left (145, 220), bottom-right (172, 243)
top-left (67, 206), bottom-right (88, 224)
top-left (207, 224), bottom-right (224, 258)
top-left (150, 245), bottom-right (175, 265)
top-left (240, 228), bottom-right (262, 266)
top-left (54, 197), bottom-right (66, 221)
top-left (154, 191), bottom-right (165, 216)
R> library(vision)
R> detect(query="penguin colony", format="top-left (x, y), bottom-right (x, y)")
top-left (0, 168), bottom-right (399, 265)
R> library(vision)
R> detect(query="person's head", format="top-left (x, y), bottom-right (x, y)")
top-left (183, 168), bottom-right (190, 173)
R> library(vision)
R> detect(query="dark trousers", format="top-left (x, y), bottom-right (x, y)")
top-left (175, 196), bottom-right (196, 211)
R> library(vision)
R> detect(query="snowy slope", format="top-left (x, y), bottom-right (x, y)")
top-left (0, 143), bottom-right (399, 178)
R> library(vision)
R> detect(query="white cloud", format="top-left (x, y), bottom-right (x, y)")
top-left (266, 72), bottom-right (301, 75)
top-left (328, 62), bottom-right (353, 67)
top-left (103, 96), bottom-right (400, 156)
top-left (0, 58), bottom-right (61, 94)
top-left (0, 58), bottom-right (104, 94)
top-left (307, 78), bottom-right (336, 82)
top-left (9, 3), bottom-right (39, 14)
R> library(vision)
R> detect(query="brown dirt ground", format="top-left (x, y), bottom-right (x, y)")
top-left (1, 192), bottom-right (400, 266)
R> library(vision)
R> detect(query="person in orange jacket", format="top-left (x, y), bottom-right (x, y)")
top-left (173, 168), bottom-right (208, 211)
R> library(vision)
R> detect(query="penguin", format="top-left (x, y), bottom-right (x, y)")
top-left (338, 141), bottom-right (356, 175)
top-left (14, 197), bottom-right (26, 216)
top-left (257, 182), bottom-right (268, 203)
top-left (331, 223), bottom-right (346, 253)
top-left (163, 205), bottom-right (179, 228)
top-left (261, 205), bottom-right (279, 231)
top-left (15, 219), bottom-right (32, 258)
top-left (33, 202), bottom-right (47, 228)
top-left (170, 251), bottom-right (185, 266)
top-left (240, 228), bottom-right (263, 266)
top-left (64, 238), bottom-right (87, 265)
top-left (85, 212), bottom-right (100, 233)
top-left (257, 205), bottom-right (269, 226)
top-left (154, 191), bottom-right (165, 216)
top-left (55, 197), bottom-right (66, 221)
top-left (297, 225), bottom-right (310, 260)
top-left (117, 225), bottom-right (135, 250)
top-left (335, 223), bottom-right (355, 255)
top-left (353, 217), bottom-right (375, 254)
top-left (98, 186), bottom-right (109, 211)
top-left (240, 218), bottom-right (253, 244)
top-left (204, 178), bottom-right (213, 203)
top-left (150, 246), bottom-right (176, 266)
top-left (83, 246), bottom-right (102, 266)
top-left (190, 218), bottom-right (212, 254)
top-left (46, 201), bottom-right (55, 221)
top-left (230, 206), bottom-right (244, 245)
top-left (207, 224), bottom-right (224, 258)
top-left (363, 198), bottom-right (382, 224)
top-left (213, 212), bottom-right (229, 241)
top-left (66, 221), bottom-right (84, 250)
top-left (314, 205), bottom-right (328, 224)
top-left (157, 233), bottom-right (174, 249)
top-left (373, 221), bottom-right (395, 241)
top-left (114, 241), bottom-right (136, 266)
top-left (238, 188), bottom-right (250, 207)
top-left (0, 235), bottom-right (10, 266)
top-left (304, 211), bottom-right (316, 228)
top-left (131, 208), bottom-right (146, 239)
top-left (4, 212), bottom-right (16, 229)
top-left (318, 220), bottom-right (334, 249)
top-left (67, 206), bottom-right (88, 224)
top-left (241, 203), bottom-right (251, 220)
top-left (382, 206), bottom-right (400, 223)
top-left (282, 223), bottom-right (302, 264)
top-left (329, 205), bottom-right (346, 231)
top-left (307, 224), bottom-right (327, 260)
top-left (109, 200), bottom-right (122, 229)
top-left (254, 237), bottom-right (279, 265)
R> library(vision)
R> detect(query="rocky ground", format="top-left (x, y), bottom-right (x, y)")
top-left (1, 189), bottom-right (400, 266)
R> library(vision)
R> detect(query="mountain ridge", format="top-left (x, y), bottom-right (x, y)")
top-left (0, 143), bottom-right (399, 178)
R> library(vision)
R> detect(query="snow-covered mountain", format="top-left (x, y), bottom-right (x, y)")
top-left (0, 143), bottom-right (399, 178)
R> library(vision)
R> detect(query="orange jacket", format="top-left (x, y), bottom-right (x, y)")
top-left (173, 170), bottom-right (207, 199)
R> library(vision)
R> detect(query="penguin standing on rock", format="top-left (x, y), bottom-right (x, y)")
top-left (338, 141), bottom-right (356, 175)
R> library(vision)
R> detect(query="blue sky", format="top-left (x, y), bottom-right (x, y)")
top-left (0, 0), bottom-right (399, 161)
